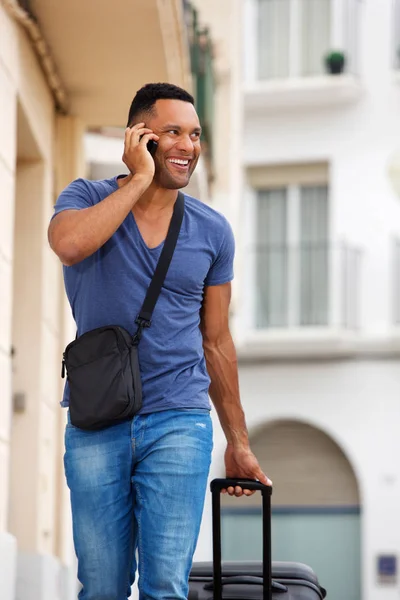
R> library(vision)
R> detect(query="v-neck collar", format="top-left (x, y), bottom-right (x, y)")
top-left (109, 175), bottom-right (183, 252)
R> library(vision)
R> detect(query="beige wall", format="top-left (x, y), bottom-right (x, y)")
top-left (192, 0), bottom-right (243, 209)
top-left (54, 115), bottom-right (86, 567)
top-left (6, 12), bottom-right (58, 553)
top-left (0, 0), bottom-right (83, 575)
top-left (0, 1), bottom-right (195, 596)
top-left (190, 0), bottom-right (244, 316)
top-left (0, 3), bottom-right (18, 537)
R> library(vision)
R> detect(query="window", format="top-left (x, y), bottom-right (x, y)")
top-left (255, 183), bottom-right (329, 328)
top-left (257, 0), bottom-right (331, 79)
top-left (393, 0), bottom-right (400, 69)
top-left (256, 189), bottom-right (288, 327)
top-left (300, 186), bottom-right (329, 325)
top-left (258, 0), bottom-right (291, 79)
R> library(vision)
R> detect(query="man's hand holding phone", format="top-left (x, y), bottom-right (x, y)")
top-left (122, 123), bottom-right (159, 186)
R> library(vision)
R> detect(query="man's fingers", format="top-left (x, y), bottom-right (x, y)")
top-left (135, 128), bottom-right (153, 140)
top-left (138, 132), bottom-right (159, 147)
top-left (258, 471), bottom-right (273, 486)
top-left (126, 122), bottom-right (145, 134)
top-left (124, 127), bottom-right (134, 147)
top-left (124, 125), bottom-right (153, 147)
top-left (128, 129), bottom-right (154, 149)
top-left (227, 486), bottom-right (246, 497)
top-left (226, 489), bottom-right (255, 497)
top-left (224, 471), bottom-right (273, 497)
top-left (235, 486), bottom-right (243, 497)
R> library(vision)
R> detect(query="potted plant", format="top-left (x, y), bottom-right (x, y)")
top-left (324, 50), bottom-right (346, 75)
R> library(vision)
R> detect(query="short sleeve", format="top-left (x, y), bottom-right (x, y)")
top-left (205, 218), bottom-right (235, 286)
top-left (52, 178), bottom-right (94, 219)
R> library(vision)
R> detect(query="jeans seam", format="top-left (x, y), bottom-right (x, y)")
top-left (124, 431), bottom-right (135, 598)
top-left (138, 415), bottom-right (146, 447)
top-left (135, 481), bottom-right (144, 594)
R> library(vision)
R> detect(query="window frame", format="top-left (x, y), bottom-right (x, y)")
top-left (247, 166), bottom-right (331, 331)
top-left (243, 0), bottom-right (361, 83)
top-left (256, 0), bottom-right (333, 80)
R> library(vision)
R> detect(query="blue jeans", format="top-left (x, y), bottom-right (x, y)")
top-left (64, 409), bottom-right (213, 600)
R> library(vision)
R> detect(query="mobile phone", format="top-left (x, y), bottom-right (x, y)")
top-left (139, 133), bottom-right (158, 157)
top-left (147, 139), bottom-right (158, 156)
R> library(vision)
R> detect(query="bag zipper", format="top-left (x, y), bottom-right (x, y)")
top-left (62, 326), bottom-right (131, 377)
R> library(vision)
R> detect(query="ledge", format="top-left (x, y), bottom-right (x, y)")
top-left (243, 75), bottom-right (363, 113)
top-left (236, 328), bottom-right (400, 362)
top-left (236, 328), bottom-right (359, 362)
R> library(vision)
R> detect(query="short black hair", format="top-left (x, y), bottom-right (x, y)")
top-left (126, 83), bottom-right (195, 127)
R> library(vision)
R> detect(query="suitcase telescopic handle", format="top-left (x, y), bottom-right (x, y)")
top-left (210, 478), bottom-right (273, 600)
top-left (211, 478), bottom-right (272, 494)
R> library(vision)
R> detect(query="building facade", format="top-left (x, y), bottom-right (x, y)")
top-left (193, 2), bottom-right (400, 600)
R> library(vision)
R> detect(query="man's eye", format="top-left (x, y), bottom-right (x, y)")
top-left (168, 130), bottom-right (179, 135)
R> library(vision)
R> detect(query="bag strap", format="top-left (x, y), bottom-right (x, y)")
top-left (133, 191), bottom-right (185, 343)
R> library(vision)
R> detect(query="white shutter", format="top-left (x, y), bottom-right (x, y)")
top-left (256, 189), bottom-right (288, 327)
top-left (301, 0), bottom-right (331, 76)
top-left (299, 185), bottom-right (329, 326)
top-left (344, 0), bottom-right (362, 74)
top-left (394, 0), bottom-right (400, 69)
top-left (258, 0), bottom-right (291, 79)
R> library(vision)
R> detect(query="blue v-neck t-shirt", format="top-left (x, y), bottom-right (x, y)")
top-left (52, 176), bottom-right (235, 413)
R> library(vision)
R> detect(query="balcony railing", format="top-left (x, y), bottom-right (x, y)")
top-left (253, 242), bottom-right (361, 330)
top-left (183, 0), bottom-right (215, 166)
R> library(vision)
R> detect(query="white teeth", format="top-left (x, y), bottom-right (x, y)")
top-left (169, 159), bottom-right (189, 165)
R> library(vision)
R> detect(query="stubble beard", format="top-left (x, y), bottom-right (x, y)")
top-left (154, 158), bottom-right (198, 190)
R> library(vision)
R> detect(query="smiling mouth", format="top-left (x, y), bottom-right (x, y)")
top-left (167, 158), bottom-right (191, 171)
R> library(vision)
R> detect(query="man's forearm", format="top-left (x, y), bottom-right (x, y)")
top-left (49, 174), bottom-right (150, 266)
top-left (203, 333), bottom-right (249, 449)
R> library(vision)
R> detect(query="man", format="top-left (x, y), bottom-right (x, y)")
top-left (48, 83), bottom-right (271, 600)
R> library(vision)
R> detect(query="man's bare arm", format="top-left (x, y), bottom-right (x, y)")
top-left (49, 174), bottom-right (149, 266)
top-left (48, 124), bottom-right (158, 266)
top-left (201, 283), bottom-right (247, 446)
top-left (200, 283), bottom-right (272, 495)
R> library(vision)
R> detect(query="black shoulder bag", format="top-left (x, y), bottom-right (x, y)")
top-left (61, 192), bottom-right (184, 431)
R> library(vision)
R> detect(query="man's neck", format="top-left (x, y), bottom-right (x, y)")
top-left (117, 174), bottom-right (178, 213)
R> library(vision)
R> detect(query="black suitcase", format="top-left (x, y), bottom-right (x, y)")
top-left (189, 478), bottom-right (327, 600)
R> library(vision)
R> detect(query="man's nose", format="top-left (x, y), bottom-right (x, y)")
top-left (175, 135), bottom-right (195, 154)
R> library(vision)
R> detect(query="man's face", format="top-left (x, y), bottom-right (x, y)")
top-left (145, 99), bottom-right (202, 190)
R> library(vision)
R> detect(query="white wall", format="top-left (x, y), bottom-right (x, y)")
top-left (0, 5), bottom-right (81, 599)
top-left (195, 5), bottom-right (400, 600)
top-left (195, 358), bottom-right (400, 600)
top-left (238, 0), bottom-right (400, 339)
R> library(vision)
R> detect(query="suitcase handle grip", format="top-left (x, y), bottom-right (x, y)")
top-left (210, 478), bottom-right (273, 600)
top-left (211, 478), bottom-right (272, 494)
top-left (204, 576), bottom-right (287, 593)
